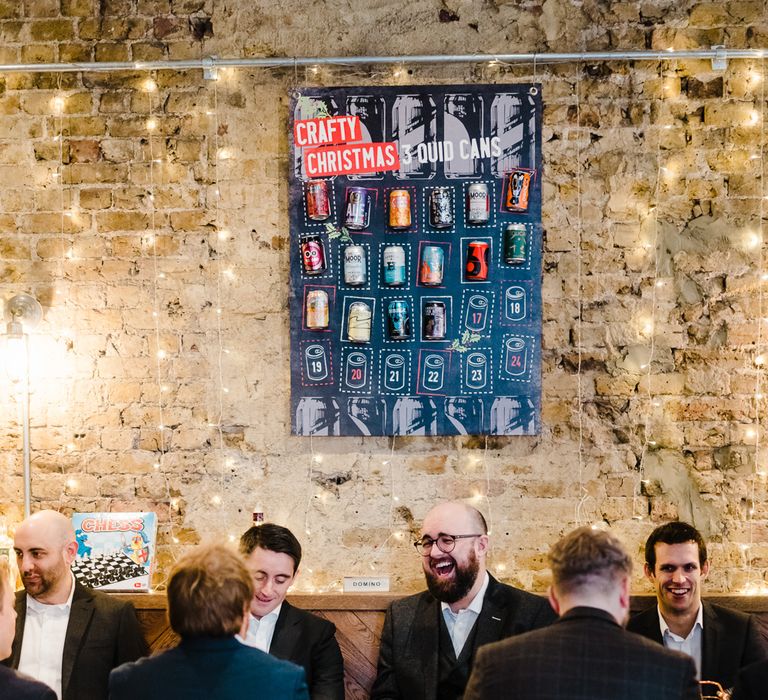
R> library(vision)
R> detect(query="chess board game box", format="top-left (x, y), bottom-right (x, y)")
top-left (70, 512), bottom-right (157, 591)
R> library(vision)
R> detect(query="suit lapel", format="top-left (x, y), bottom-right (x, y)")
top-left (9, 591), bottom-right (26, 668)
top-left (472, 576), bottom-right (508, 651)
top-left (410, 594), bottom-right (440, 700)
top-left (701, 602), bottom-right (719, 683)
top-left (268, 602), bottom-right (298, 659)
top-left (61, 584), bottom-right (95, 697)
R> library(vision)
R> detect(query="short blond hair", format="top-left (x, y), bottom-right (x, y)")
top-left (167, 544), bottom-right (253, 638)
top-left (549, 526), bottom-right (632, 596)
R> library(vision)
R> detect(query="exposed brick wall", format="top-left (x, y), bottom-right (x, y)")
top-left (0, 0), bottom-right (767, 594)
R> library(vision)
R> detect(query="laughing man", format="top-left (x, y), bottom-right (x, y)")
top-left (370, 501), bottom-right (556, 700)
top-left (627, 521), bottom-right (766, 692)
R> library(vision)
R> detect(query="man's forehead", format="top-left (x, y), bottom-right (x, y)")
top-left (655, 541), bottom-right (700, 563)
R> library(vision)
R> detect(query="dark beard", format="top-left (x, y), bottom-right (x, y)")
top-left (424, 549), bottom-right (479, 604)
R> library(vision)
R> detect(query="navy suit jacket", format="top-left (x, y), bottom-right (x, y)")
top-left (464, 606), bottom-right (700, 700)
top-left (370, 574), bottom-right (556, 700)
top-left (108, 636), bottom-right (309, 700)
top-left (7, 582), bottom-right (148, 700)
top-left (270, 602), bottom-right (344, 700)
top-left (0, 665), bottom-right (57, 700)
top-left (627, 601), bottom-right (767, 690)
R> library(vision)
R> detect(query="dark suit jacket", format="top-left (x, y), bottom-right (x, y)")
top-left (7, 582), bottom-right (148, 700)
top-left (270, 602), bottom-right (344, 700)
top-left (627, 601), bottom-right (767, 690)
top-left (732, 658), bottom-right (768, 700)
top-left (0, 665), bottom-right (57, 700)
top-left (108, 636), bottom-right (309, 700)
top-left (370, 574), bottom-right (556, 700)
top-left (464, 606), bottom-right (700, 700)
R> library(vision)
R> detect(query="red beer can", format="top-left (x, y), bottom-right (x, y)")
top-left (306, 179), bottom-right (331, 221)
top-left (465, 241), bottom-right (489, 281)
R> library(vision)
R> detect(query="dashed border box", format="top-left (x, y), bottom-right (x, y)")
top-left (301, 284), bottom-right (337, 333)
top-left (460, 346), bottom-right (495, 395)
top-left (298, 232), bottom-right (335, 282)
top-left (420, 295), bottom-right (453, 343)
top-left (498, 280), bottom-right (533, 327)
top-left (459, 288), bottom-right (495, 336)
top-left (421, 185), bottom-right (457, 235)
top-left (383, 185), bottom-right (420, 234)
top-left (337, 241), bottom-right (372, 291)
top-left (339, 346), bottom-right (374, 395)
top-left (415, 348), bottom-right (453, 397)
top-left (380, 294), bottom-right (417, 345)
top-left (497, 332), bottom-right (537, 384)
top-left (377, 349), bottom-right (413, 395)
top-left (299, 339), bottom-right (334, 388)
top-left (496, 222), bottom-right (533, 274)
top-left (415, 240), bottom-right (452, 290)
top-left (461, 180), bottom-right (498, 229)
top-left (339, 295), bottom-right (377, 345)
top-left (377, 241), bottom-right (412, 291)
top-left (459, 235), bottom-right (494, 285)
top-left (300, 178), bottom-right (338, 230)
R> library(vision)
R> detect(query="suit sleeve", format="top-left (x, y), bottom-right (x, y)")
top-left (742, 615), bottom-right (768, 668)
top-left (530, 595), bottom-right (557, 630)
top-left (115, 602), bottom-right (149, 665)
top-left (462, 645), bottom-right (490, 700)
top-left (107, 664), bottom-right (132, 700)
top-left (308, 621), bottom-right (345, 700)
top-left (369, 604), bottom-right (400, 700)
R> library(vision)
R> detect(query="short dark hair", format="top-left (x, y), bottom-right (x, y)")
top-left (239, 523), bottom-right (302, 573)
top-left (644, 521), bottom-right (707, 571)
top-left (167, 544), bottom-right (253, 638)
top-left (549, 526), bottom-right (632, 596)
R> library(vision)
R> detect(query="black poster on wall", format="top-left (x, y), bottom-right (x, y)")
top-left (289, 84), bottom-right (542, 436)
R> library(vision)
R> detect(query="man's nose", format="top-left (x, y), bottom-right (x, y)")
top-left (671, 569), bottom-right (686, 583)
top-left (262, 579), bottom-right (274, 595)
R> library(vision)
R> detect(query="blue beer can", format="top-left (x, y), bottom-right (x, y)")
top-left (383, 245), bottom-right (406, 286)
top-left (388, 300), bottom-right (411, 339)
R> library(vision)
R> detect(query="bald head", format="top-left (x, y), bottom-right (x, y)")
top-left (422, 501), bottom-right (488, 538)
top-left (14, 510), bottom-right (77, 604)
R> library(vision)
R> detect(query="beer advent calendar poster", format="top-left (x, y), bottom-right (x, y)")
top-left (289, 84), bottom-right (542, 436)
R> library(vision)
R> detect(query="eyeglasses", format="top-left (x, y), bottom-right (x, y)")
top-left (413, 534), bottom-right (482, 556)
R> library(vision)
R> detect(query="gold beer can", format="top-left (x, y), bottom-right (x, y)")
top-left (389, 189), bottom-right (412, 229)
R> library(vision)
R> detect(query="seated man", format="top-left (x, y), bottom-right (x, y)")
top-left (464, 526), bottom-right (700, 700)
top-left (733, 658), bottom-right (768, 700)
top-left (109, 543), bottom-right (308, 700)
top-left (238, 523), bottom-right (344, 700)
top-left (628, 521), bottom-right (766, 691)
top-left (371, 501), bottom-right (556, 700)
top-left (7, 510), bottom-right (147, 700)
top-left (0, 557), bottom-right (56, 699)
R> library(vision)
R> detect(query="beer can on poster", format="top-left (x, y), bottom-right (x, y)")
top-left (420, 245), bottom-right (444, 286)
top-left (383, 246), bottom-right (406, 286)
top-left (306, 290), bottom-right (329, 329)
top-left (300, 234), bottom-right (327, 275)
top-left (306, 180), bottom-right (331, 221)
top-left (466, 183), bottom-right (490, 224)
top-left (504, 224), bottom-right (527, 264)
top-left (506, 170), bottom-right (531, 211)
top-left (387, 300), bottom-right (411, 340)
top-left (423, 301), bottom-right (446, 340)
top-left (465, 241), bottom-right (490, 281)
top-left (429, 188), bottom-right (453, 228)
top-left (344, 187), bottom-right (369, 230)
top-left (389, 190), bottom-right (411, 229)
top-left (347, 302), bottom-right (372, 343)
top-left (343, 245), bottom-right (367, 286)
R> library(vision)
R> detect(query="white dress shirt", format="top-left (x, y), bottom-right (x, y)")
top-left (658, 604), bottom-right (704, 679)
top-left (18, 572), bottom-right (76, 700)
top-left (240, 603), bottom-right (282, 653)
top-left (441, 571), bottom-right (489, 657)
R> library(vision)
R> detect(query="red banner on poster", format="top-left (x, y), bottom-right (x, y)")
top-left (294, 116), bottom-right (362, 147)
top-left (305, 142), bottom-right (400, 177)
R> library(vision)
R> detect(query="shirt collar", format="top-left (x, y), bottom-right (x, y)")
top-left (251, 601), bottom-right (283, 624)
top-left (26, 571), bottom-right (76, 614)
top-left (657, 602), bottom-right (704, 640)
top-left (441, 570), bottom-right (490, 615)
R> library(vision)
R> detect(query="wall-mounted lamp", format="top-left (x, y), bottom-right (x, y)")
top-left (4, 293), bottom-right (42, 518)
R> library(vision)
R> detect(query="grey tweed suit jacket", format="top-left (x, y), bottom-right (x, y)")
top-left (464, 606), bottom-right (701, 700)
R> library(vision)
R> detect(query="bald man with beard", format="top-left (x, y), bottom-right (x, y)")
top-left (370, 502), bottom-right (556, 700)
top-left (4, 510), bottom-right (147, 700)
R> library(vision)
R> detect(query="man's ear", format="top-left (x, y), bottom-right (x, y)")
top-left (701, 559), bottom-right (710, 579)
top-left (63, 540), bottom-right (78, 565)
top-left (476, 534), bottom-right (490, 557)
top-left (547, 585), bottom-right (561, 615)
top-left (643, 562), bottom-right (655, 581)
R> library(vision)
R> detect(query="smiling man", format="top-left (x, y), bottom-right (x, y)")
top-left (370, 501), bottom-right (556, 700)
top-left (628, 521), bottom-right (767, 692)
top-left (238, 523), bottom-right (343, 700)
top-left (5, 510), bottom-right (147, 700)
